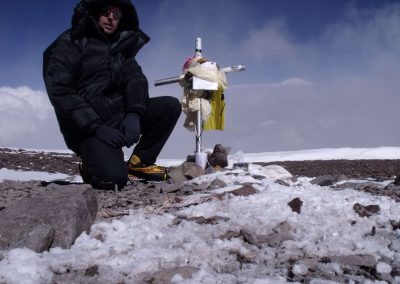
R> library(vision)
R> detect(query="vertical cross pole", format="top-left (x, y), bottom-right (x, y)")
top-left (195, 37), bottom-right (202, 154)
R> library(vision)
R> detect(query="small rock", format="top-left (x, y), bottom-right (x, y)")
top-left (233, 222), bottom-right (292, 248)
top-left (240, 229), bottom-right (259, 246)
top-left (371, 226), bottom-right (376, 236)
top-left (319, 257), bottom-right (331, 264)
top-left (207, 179), bottom-right (227, 190)
top-left (330, 254), bottom-right (376, 267)
top-left (219, 230), bottom-right (241, 240)
top-left (391, 265), bottom-right (400, 277)
top-left (168, 167), bottom-right (188, 183)
top-left (259, 222), bottom-right (292, 247)
top-left (182, 162), bottom-right (205, 179)
top-left (251, 174), bottom-right (266, 180)
top-left (85, 265), bottom-right (99, 276)
top-left (229, 184), bottom-right (257, 196)
top-left (310, 175), bottom-right (336, 186)
top-left (353, 203), bottom-right (381, 217)
top-left (238, 251), bottom-right (257, 263)
top-left (185, 215), bottom-right (230, 225)
top-left (391, 220), bottom-right (400, 231)
top-left (208, 144), bottom-right (230, 168)
top-left (168, 162), bottom-right (205, 183)
top-left (288, 197), bottom-right (303, 214)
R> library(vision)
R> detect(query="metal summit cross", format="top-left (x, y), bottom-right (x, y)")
top-left (154, 37), bottom-right (245, 168)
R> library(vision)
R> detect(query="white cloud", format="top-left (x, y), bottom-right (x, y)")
top-left (239, 19), bottom-right (296, 61)
top-left (233, 2), bottom-right (400, 82)
top-left (234, 19), bottom-right (319, 76)
top-left (317, 2), bottom-right (400, 78)
top-left (323, 3), bottom-right (400, 52)
top-left (268, 77), bottom-right (314, 87)
top-left (0, 86), bottom-right (54, 145)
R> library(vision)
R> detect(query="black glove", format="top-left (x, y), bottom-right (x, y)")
top-left (95, 125), bottom-right (129, 148)
top-left (120, 113), bottom-right (141, 147)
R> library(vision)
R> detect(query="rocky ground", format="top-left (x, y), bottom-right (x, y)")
top-left (1, 147), bottom-right (400, 219)
top-left (3, 148), bottom-right (400, 283)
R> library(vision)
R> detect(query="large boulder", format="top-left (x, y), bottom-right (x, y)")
top-left (0, 184), bottom-right (97, 252)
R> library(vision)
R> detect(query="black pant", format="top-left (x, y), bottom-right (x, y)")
top-left (79, 96), bottom-right (181, 190)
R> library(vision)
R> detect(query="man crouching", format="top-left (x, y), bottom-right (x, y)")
top-left (43, 0), bottom-right (181, 189)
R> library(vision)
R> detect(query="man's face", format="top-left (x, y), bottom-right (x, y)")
top-left (97, 6), bottom-right (122, 35)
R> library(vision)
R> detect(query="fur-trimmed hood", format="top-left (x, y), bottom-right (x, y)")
top-left (71, 0), bottom-right (141, 39)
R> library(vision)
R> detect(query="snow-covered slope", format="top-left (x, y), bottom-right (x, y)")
top-left (1, 147), bottom-right (400, 283)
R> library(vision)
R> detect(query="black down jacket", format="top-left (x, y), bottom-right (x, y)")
top-left (43, 0), bottom-right (150, 153)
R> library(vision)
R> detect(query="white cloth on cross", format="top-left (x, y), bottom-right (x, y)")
top-left (180, 57), bottom-right (228, 131)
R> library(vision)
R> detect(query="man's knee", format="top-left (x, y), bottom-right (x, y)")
top-left (163, 96), bottom-right (182, 119)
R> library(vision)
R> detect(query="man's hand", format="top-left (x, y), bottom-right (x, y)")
top-left (120, 113), bottom-right (141, 147)
top-left (95, 125), bottom-right (129, 148)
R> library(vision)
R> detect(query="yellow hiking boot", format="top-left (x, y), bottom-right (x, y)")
top-left (128, 155), bottom-right (169, 181)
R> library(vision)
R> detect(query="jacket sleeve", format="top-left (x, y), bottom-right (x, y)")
top-left (43, 34), bottom-right (101, 134)
top-left (123, 58), bottom-right (149, 116)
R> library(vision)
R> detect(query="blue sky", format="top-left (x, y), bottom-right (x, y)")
top-left (1, 0), bottom-right (396, 89)
top-left (1, 0), bottom-right (400, 158)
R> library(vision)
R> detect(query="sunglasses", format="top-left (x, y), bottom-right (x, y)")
top-left (100, 7), bottom-right (122, 19)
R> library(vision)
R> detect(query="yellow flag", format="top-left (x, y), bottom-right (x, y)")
top-left (203, 87), bottom-right (225, 131)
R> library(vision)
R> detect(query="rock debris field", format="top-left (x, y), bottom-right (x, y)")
top-left (2, 148), bottom-right (400, 215)
top-left (2, 147), bottom-right (400, 283)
